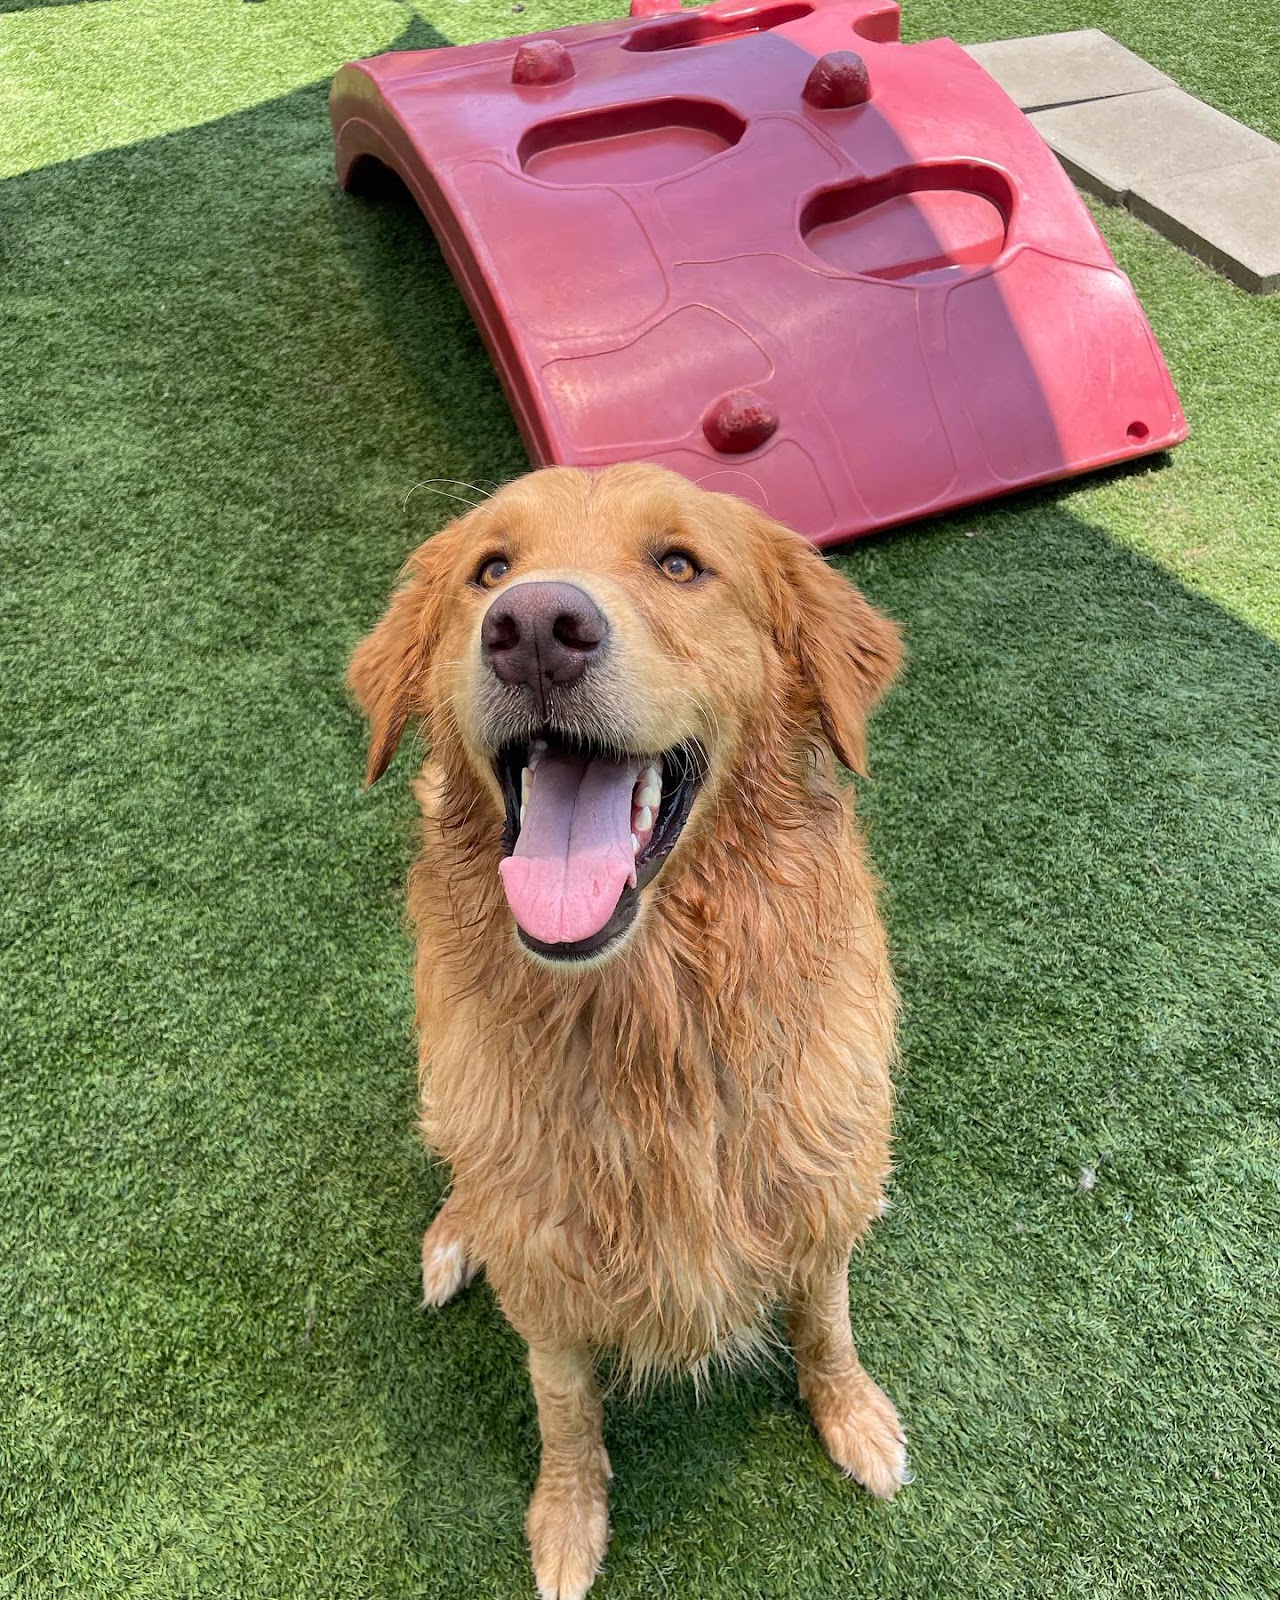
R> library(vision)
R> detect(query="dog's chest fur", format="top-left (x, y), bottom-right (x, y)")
top-left (412, 810), bottom-right (896, 1374)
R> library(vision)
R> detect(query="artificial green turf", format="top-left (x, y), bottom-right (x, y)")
top-left (2, 2), bottom-right (1278, 1596)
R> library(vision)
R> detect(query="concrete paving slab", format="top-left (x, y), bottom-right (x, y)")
top-left (965, 30), bottom-right (1171, 111)
top-left (1030, 87), bottom-right (1278, 205)
top-left (1129, 158), bottom-right (1280, 293)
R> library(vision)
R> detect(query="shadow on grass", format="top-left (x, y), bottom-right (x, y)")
top-left (3, 50), bottom-right (1279, 1600)
top-left (1, 0), bottom-right (114, 11)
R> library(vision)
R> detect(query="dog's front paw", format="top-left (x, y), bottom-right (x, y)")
top-left (526, 1466), bottom-right (610, 1600)
top-left (420, 1203), bottom-right (478, 1308)
top-left (807, 1374), bottom-right (909, 1500)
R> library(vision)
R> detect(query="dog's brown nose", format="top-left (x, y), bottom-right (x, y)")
top-left (481, 581), bottom-right (607, 698)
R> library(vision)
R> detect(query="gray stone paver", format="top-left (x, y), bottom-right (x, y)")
top-left (967, 32), bottom-right (1280, 291)
top-left (964, 30), bottom-right (1172, 111)
top-left (1029, 87), bottom-right (1277, 205)
top-left (1128, 158), bottom-right (1280, 293)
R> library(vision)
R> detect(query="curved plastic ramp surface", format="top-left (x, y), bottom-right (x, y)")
top-left (330, 0), bottom-right (1187, 546)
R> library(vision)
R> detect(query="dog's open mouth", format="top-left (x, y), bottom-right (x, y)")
top-left (494, 734), bottom-right (704, 961)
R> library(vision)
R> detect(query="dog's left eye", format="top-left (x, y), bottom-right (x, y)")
top-left (474, 556), bottom-right (511, 590)
top-left (657, 550), bottom-right (701, 584)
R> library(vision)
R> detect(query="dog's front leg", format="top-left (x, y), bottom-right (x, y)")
top-left (524, 1340), bottom-right (611, 1600)
top-left (788, 1253), bottom-right (909, 1500)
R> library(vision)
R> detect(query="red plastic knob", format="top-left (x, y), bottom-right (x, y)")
top-left (802, 51), bottom-right (872, 109)
top-left (703, 389), bottom-right (779, 454)
top-left (512, 40), bottom-right (575, 85)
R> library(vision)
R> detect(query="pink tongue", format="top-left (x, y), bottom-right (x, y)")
top-left (499, 751), bottom-right (642, 946)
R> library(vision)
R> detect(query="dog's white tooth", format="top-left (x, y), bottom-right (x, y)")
top-left (521, 767), bottom-right (531, 799)
top-left (636, 804), bottom-right (652, 833)
top-left (642, 767), bottom-right (663, 807)
top-left (631, 832), bottom-right (639, 855)
top-left (519, 801), bottom-right (526, 826)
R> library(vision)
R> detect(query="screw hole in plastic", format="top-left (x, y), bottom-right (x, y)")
top-left (1127, 420), bottom-right (1149, 443)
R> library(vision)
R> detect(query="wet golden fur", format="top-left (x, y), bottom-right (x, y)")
top-left (349, 464), bottom-right (906, 1598)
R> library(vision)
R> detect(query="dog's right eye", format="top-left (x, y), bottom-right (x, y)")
top-left (474, 556), bottom-right (511, 590)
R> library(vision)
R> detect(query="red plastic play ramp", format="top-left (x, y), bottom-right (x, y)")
top-left (330, 0), bottom-right (1186, 546)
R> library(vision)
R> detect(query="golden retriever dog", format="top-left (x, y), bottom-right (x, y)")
top-left (349, 462), bottom-right (906, 1599)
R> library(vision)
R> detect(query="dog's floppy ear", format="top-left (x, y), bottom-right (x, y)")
top-left (347, 520), bottom-right (465, 786)
top-left (752, 511), bottom-right (903, 775)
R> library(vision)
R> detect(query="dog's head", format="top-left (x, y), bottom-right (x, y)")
top-left (349, 464), bottom-right (901, 966)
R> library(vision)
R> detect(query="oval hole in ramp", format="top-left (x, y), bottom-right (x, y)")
top-left (623, 3), bottom-right (812, 51)
top-left (520, 99), bottom-right (746, 185)
top-left (801, 165), bottom-right (1012, 282)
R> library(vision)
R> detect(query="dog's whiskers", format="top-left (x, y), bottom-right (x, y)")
top-left (402, 478), bottom-right (494, 514)
top-left (693, 468), bottom-right (768, 510)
